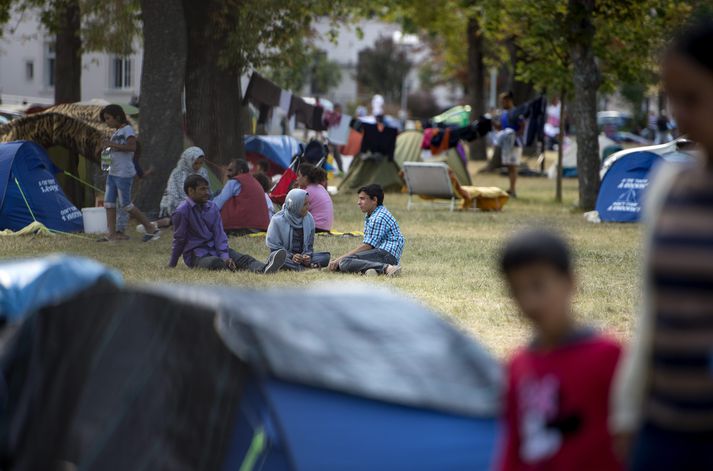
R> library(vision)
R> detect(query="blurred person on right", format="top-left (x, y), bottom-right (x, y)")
top-left (498, 229), bottom-right (622, 471)
top-left (611, 19), bottom-right (713, 470)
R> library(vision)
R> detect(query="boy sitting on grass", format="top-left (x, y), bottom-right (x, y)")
top-left (498, 229), bottom-right (622, 471)
top-left (167, 174), bottom-right (286, 273)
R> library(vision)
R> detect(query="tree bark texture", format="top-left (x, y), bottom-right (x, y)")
top-left (134, 0), bottom-right (187, 214)
top-left (54, 0), bottom-right (81, 105)
top-left (54, 0), bottom-right (82, 202)
top-left (568, 0), bottom-right (601, 210)
top-left (183, 0), bottom-right (244, 168)
top-left (467, 16), bottom-right (487, 161)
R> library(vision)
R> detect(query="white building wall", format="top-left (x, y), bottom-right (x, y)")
top-left (0, 11), bottom-right (141, 105)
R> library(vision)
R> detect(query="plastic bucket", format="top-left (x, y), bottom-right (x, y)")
top-left (81, 207), bottom-right (108, 234)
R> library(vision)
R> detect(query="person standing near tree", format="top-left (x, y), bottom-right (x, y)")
top-left (99, 104), bottom-right (160, 242)
top-left (500, 92), bottom-right (524, 198)
top-left (612, 20), bottom-right (713, 470)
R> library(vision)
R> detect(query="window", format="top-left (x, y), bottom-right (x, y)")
top-left (25, 60), bottom-right (34, 81)
top-left (111, 56), bottom-right (133, 89)
top-left (45, 43), bottom-right (55, 87)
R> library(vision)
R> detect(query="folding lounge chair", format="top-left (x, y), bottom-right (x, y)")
top-left (402, 162), bottom-right (458, 212)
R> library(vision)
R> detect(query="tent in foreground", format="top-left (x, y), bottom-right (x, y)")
top-left (0, 256), bottom-right (503, 470)
top-left (595, 140), bottom-right (696, 222)
top-left (0, 141), bottom-right (83, 232)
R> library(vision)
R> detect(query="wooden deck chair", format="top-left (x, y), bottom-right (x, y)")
top-left (402, 162), bottom-right (457, 211)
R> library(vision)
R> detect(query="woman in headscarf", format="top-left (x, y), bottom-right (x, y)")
top-left (156, 147), bottom-right (209, 226)
top-left (266, 189), bottom-right (330, 271)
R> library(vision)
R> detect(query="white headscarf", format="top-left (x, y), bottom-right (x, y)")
top-left (266, 189), bottom-right (315, 255)
top-left (159, 146), bottom-right (209, 217)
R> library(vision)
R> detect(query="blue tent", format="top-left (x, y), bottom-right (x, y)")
top-left (596, 142), bottom-right (695, 223)
top-left (0, 257), bottom-right (503, 470)
top-left (0, 141), bottom-right (83, 232)
top-left (244, 135), bottom-right (302, 170)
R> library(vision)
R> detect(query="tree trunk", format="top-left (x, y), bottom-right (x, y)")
top-left (183, 0), bottom-right (244, 168)
top-left (54, 0), bottom-right (81, 105)
top-left (54, 0), bottom-right (82, 204)
top-left (134, 0), bottom-right (187, 214)
top-left (467, 15), bottom-right (487, 161)
top-left (568, 0), bottom-right (600, 210)
top-left (505, 38), bottom-right (534, 105)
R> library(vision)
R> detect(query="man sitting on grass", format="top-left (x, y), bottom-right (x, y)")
top-left (328, 184), bottom-right (404, 276)
top-left (168, 174), bottom-right (286, 273)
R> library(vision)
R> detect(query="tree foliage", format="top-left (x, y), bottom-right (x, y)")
top-left (357, 37), bottom-right (412, 102)
top-left (264, 46), bottom-right (342, 95)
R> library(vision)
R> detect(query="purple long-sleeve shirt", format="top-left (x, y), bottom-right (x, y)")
top-left (169, 198), bottom-right (229, 268)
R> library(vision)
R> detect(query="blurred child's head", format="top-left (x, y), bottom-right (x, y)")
top-left (100, 104), bottom-right (129, 129)
top-left (500, 229), bottom-right (575, 340)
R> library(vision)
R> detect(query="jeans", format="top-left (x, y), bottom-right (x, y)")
top-left (104, 175), bottom-right (134, 211)
top-left (631, 422), bottom-right (713, 471)
top-left (338, 248), bottom-right (397, 274)
top-left (282, 251), bottom-right (331, 271)
top-left (194, 248), bottom-right (265, 273)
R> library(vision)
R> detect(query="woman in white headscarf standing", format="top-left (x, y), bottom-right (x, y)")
top-left (156, 147), bottom-right (209, 226)
top-left (266, 189), bottom-right (330, 271)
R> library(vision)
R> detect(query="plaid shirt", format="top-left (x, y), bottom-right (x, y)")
top-left (363, 205), bottom-right (405, 262)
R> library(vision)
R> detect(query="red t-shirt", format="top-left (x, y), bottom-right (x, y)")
top-left (499, 332), bottom-right (623, 471)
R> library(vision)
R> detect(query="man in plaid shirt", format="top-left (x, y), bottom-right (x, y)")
top-left (328, 184), bottom-right (405, 276)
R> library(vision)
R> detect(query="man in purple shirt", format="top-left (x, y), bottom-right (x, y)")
top-left (168, 174), bottom-right (286, 272)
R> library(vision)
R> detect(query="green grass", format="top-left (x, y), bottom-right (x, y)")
top-left (0, 160), bottom-right (642, 357)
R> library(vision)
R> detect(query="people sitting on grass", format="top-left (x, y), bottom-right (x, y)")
top-left (156, 146), bottom-right (209, 228)
top-left (498, 229), bottom-right (622, 470)
top-left (266, 189), bottom-right (331, 271)
top-left (168, 174), bottom-right (286, 273)
top-left (253, 172), bottom-right (276, 219)
top-left (99, 104), bottom-right (160, 242)
top-left (328, 184), bottom-right (404, 276)
top-left (296, 163), bottom-right (333, 232)
top-left (214, 159), bottom-right (270, 235)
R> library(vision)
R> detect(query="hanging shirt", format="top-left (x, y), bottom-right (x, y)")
top-left (360, 123), bottom-right (397, 160)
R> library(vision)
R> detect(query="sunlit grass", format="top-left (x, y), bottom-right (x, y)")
top-left (0, 158), bottom-right (641, 357)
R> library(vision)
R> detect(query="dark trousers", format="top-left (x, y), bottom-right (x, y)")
top-left (195, 248), bottom-right (264, 273)
top-left (338, 248), bottom-right (397, 274)
top-left (631, 422), bottom-right (713, 471)
top-left (282, 251), bottom-right (331, 271)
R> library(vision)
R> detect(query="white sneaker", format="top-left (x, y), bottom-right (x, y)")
top-left (385, 265), bottom-right (402, 277)
top-left (364, 269), bottom-right (378, 277)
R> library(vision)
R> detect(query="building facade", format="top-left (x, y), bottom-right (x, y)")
top-left (0, 11), bottom-right (141, 106)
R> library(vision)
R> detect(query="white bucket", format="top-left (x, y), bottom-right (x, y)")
top-left (81, 207), bottom-right (108, 234)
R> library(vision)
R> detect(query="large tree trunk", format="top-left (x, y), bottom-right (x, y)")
top-left (54, 0), bottom-right (81, 104)
top-left (54, 0), bottom-right (82, 204)
top-left (568, 0), bottom-right (601, 210)
top-left (467, 16), bottom-right (486, 161)
top-left (183, 0), bottom-right (244, 169)
top-left (505, 39), bottom-right (534, 105)
top-left (134, 0), bottom-right (187, 214)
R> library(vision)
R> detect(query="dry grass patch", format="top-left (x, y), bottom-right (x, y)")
top-left (0, 163), bottom-right (642, 357)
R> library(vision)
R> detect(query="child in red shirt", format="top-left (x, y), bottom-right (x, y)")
top-left (498, 230), bottom-right (622, 471)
